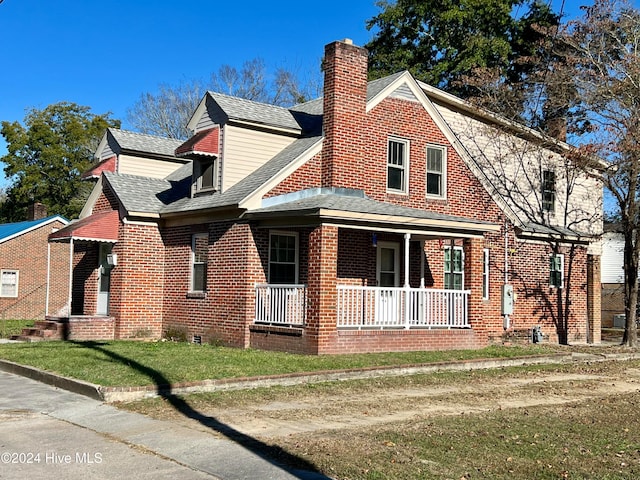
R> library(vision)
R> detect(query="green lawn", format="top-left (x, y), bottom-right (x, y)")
top-left (0, 319), bottom-right (34, 338)
top-left (0, 340), bottom-right (554, 387)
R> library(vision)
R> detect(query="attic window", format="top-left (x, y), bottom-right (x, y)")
top-left (194, 157), bottom-right (217, 195)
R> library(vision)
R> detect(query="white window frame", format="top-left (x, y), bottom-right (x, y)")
top-left (444, 246), bottom-right (464, 290)
top-left (482, 249), bottom-right (490, 300)
top-left (387, 137), bottom-right (409, 194)
top-left (426, 144), bottom-right (447, 199)
top-left (190, 233), bottom-right (208, 293)
top-left (268, 231), bottom-right (299, 284)
top-left (550, 253), bottom-right (564, 289)
top-left (0, 269), bottom-right (19, 298)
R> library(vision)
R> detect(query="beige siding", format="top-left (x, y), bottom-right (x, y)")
top-left (221, 125), bottom-right (296, 191)
top-left (118, 154), bottom-right (186, 179)
top-left (435, 101), bottom-right (602, 236)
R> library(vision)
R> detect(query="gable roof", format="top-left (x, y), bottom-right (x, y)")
top-left (0, 216), bottom-right (68, 244)
top-left (97, 128), bottom-right (184, 159)
top-left (187, 92), bottom-right (303, 134)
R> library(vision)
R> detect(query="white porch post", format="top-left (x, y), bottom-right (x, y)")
top-left (404, 233), bottom-right (411, 328)
top-left (420, 239), bottom-right (425, 288)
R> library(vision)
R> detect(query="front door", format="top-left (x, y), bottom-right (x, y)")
top-left (376, 242), bottom-right (400, 324)
top-left (97, 244), bottom-right (112, 315)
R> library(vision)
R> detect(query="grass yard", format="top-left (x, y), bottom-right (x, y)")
top-left (122, 360), bottom-right (640, 480)
top-left (0, 340), bottom-right (555, 387)
top-left (0, 319), bottom-right (33, 338)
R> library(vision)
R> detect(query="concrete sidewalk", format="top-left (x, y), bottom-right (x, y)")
top-left (0, 371), bottom-right (330, 480)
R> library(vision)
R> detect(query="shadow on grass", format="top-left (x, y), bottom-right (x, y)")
top-left (71, 340), bottom-right (328, 480)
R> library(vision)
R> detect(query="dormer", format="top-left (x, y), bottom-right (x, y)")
top-left (175, 127), bottom-right (220, 197)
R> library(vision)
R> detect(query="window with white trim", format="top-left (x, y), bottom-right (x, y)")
top-left (387, 138), bottom-right (409, 193)
top-left (426, 145), bottom-right (446, 198)
top-left (0, 270), bottom-right (19, 298)
top-left (444, 246), bottom-right (464, 290)
top-left (482, 249), bottom-right (490, 300)
top-left (550, 254), bottom-right (564, 288)
top-left (269, 232), bottom-right (298, 284)
top-left (191, 233), bottom-right (208, 292)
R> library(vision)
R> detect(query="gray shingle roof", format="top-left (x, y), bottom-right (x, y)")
top-left (289, 71), bottom-right (408, 116)
top-left (109, 129), bottom-right (183, 157)
top-left (248, 191), bottom-right (495, 227)
top-left (209, 93), bottom-right (302, 131)
top-left (103, 172), bottom-right (189, 214)
top-left (161, 135), bottom-right (323, 214)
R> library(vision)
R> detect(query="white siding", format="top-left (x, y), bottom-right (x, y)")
top-left (118, 154), bottom-right (186, 179)
top-left (221, 125), bottom-right (296, 191)
top-left (601, 232), bottom-right (624, 283)
top-left (435, 101), bottom-right (602, 236)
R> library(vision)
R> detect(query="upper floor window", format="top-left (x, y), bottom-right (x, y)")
top-left (387, 138), bottom-right (409, 194)
top-left (0, 270), bottom-right (19, 298)
top-left (191, 233), bottom-right (208, 292)
top-left (542, 170), bottom-right (556, 212)
top-left (426, 145), bottom-right (446, 198)
top-left (269, 232), bottom-right (298, 284)
top-left (193, 157), bottom-right (217, 196)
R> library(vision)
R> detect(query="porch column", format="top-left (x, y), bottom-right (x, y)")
top-left (306, 224), bottom-right (338, 354)
top-left (464, 237), bottom-right (484, 334)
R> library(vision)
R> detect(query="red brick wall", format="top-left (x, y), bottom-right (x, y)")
top-left (109, 220), bottom-right (164, 339)
top-left (162, 221), bottom-right (265, 347)
top-left (0, 219), bottom-right (69, 320)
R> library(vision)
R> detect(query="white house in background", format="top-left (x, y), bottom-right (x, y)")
top-left (601, 226), bottom-right (625, 327)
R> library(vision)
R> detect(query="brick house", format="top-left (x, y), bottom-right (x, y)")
top-left (0, 204), bottom-right (69, 321)
top-left (48, 39), bottom-right (603, 352)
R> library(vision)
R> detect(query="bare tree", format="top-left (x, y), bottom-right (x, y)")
top-left (554, 0), bottom-right (640, 346)
top-left (127, 59), bottom-right (322, 140)
top-left (447, 104), bottom-right (602, 344)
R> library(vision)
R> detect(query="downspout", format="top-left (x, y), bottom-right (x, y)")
top-left (45, 242), bottom-right (51, 316)
top-left (504, 219), bottom-right (510, 329)
top-left (68, 238), bottom-right (74, 317)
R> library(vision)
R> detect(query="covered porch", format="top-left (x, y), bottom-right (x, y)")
top-left (246, 191), bottom-right (500, 353)
top-left (44, 211), bottom-right (120, 340)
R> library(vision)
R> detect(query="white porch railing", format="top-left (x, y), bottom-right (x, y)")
top-left (254, 284), bottom-right (306, 327)
top-left (337, 285), bottom-right (470, 329)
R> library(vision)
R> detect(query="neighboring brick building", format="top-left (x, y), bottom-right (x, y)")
top-left (49, 39), bottom-right (603, 353)
top-left (0, 206), bottom-right (69, 321)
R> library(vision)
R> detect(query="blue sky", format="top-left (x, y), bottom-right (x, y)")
top-left (0, 1), bottom-right (599, 190)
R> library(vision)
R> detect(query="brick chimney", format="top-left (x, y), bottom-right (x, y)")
top-left (27, 202), bottom-right (48, 220)
top-left (321, 39), bottom-right (369, 188)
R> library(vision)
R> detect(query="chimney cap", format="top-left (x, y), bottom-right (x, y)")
top-left (341, 38), bottom-right (353, 45)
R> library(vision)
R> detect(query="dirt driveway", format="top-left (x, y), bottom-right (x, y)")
top-left (127, 352), bottom-right (640, 442)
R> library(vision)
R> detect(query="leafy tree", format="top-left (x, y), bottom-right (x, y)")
top-left (0, 102), bottom-right (120, 222)
top-left (555, 0), bottom-right (640, 346)
top-left (365, 0), bottom-right (560, 104)
top-left (127, 59), bottom-right (321, 140)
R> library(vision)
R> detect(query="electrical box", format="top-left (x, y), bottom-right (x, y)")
top-left (501, 284), bottom-right (514, 315)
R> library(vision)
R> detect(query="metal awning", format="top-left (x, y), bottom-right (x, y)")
top-left (49, 210), bottom-right (119, 243)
